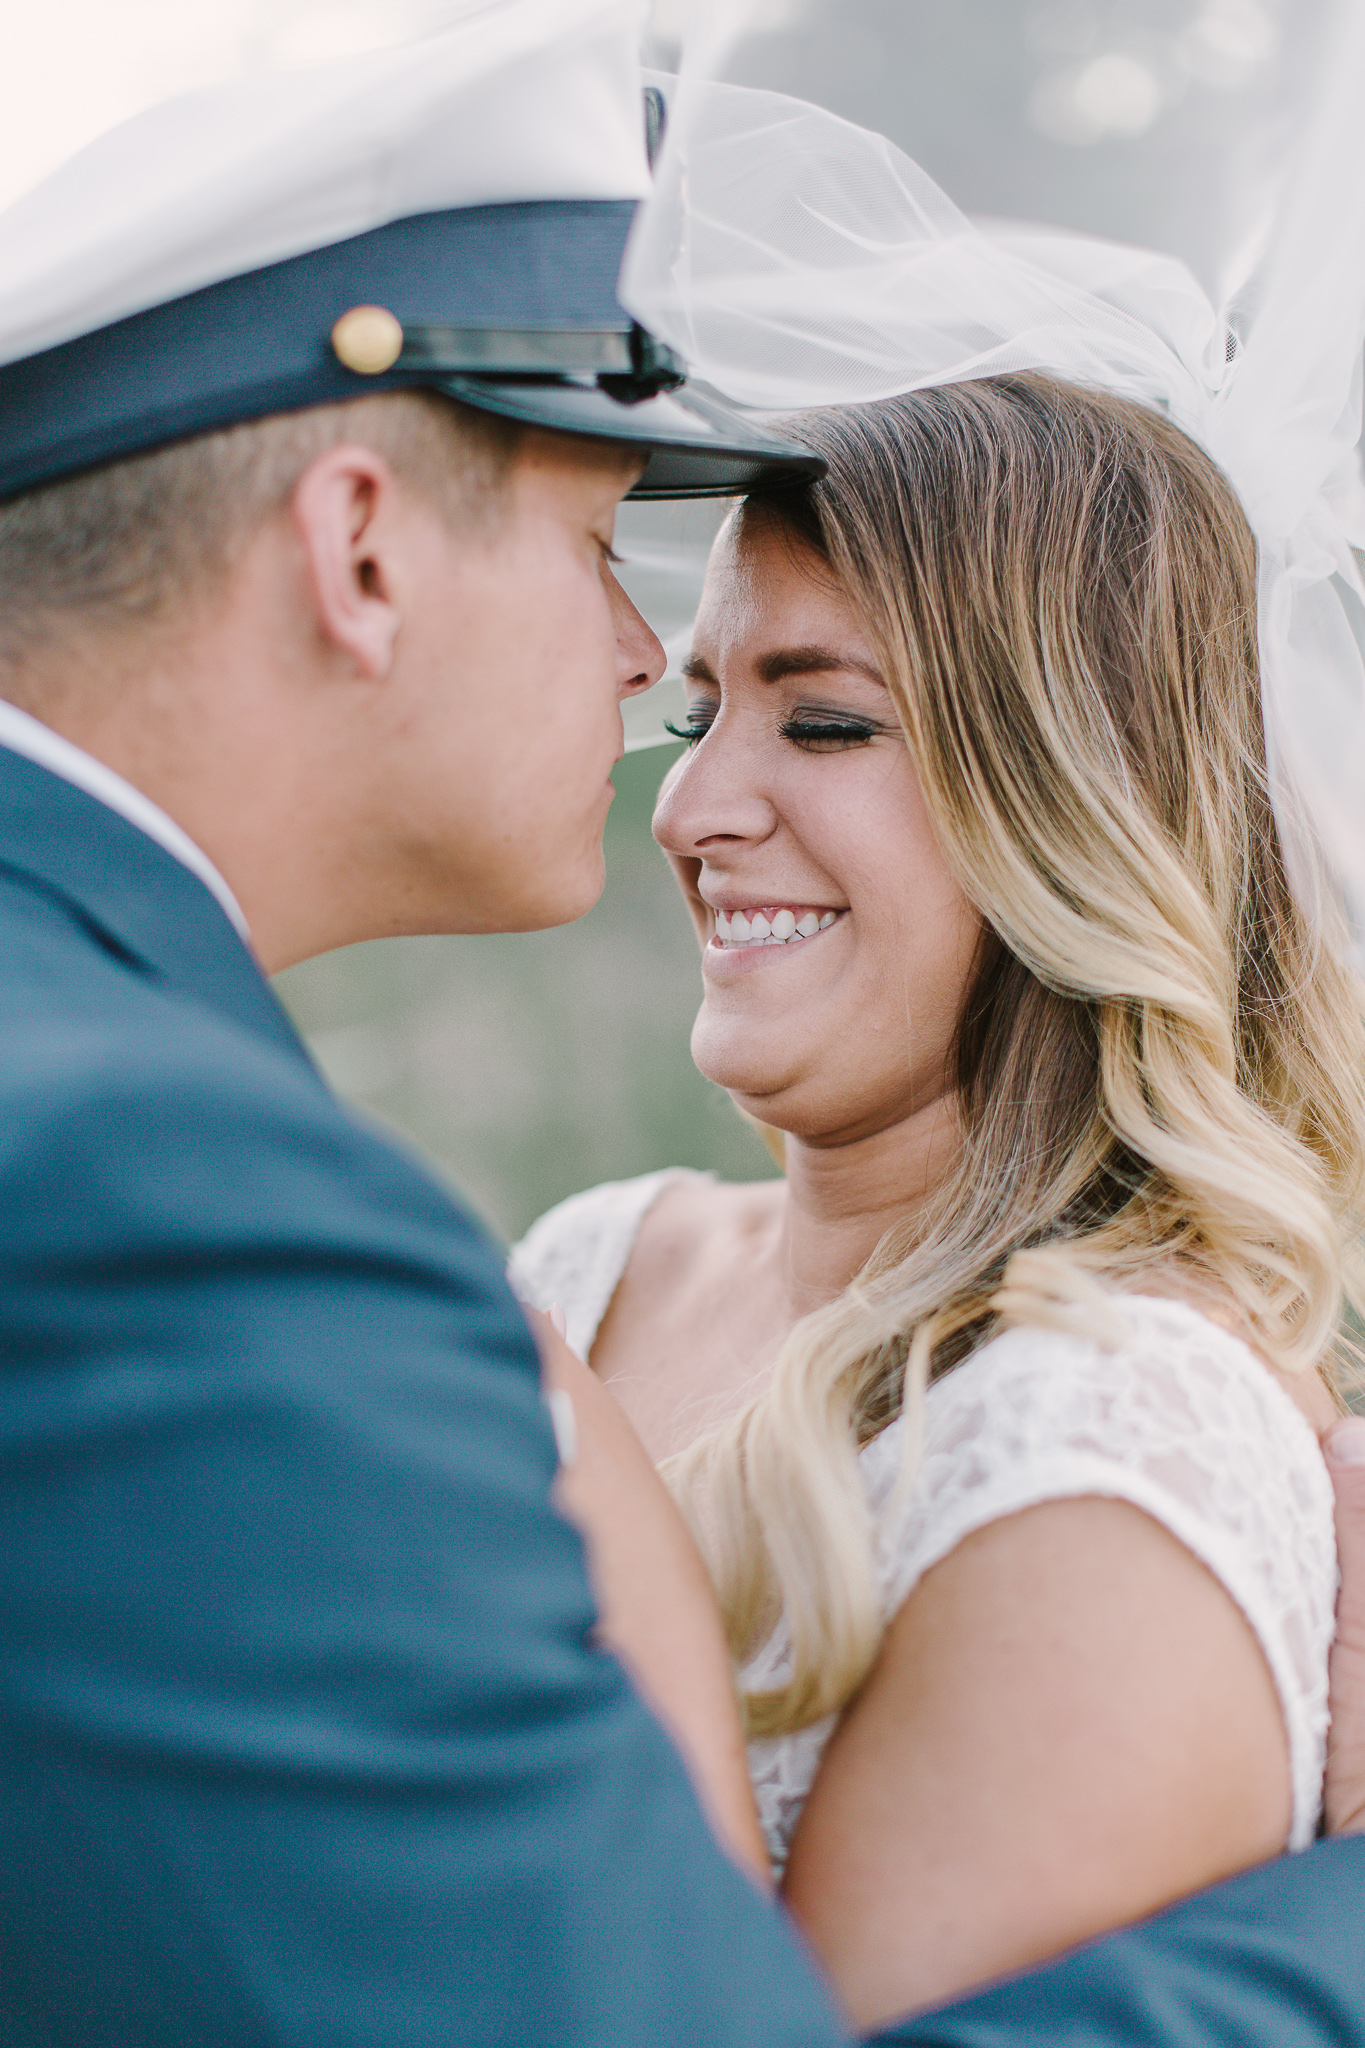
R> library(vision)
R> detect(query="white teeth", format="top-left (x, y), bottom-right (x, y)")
top-left (711, 906), bottom-right (841, 947)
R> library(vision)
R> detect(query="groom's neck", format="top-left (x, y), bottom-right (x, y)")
top-left (0, 559), bottom-right (363, 973)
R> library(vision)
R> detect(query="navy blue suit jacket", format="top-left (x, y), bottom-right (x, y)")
top-left (0, 743), bottom-right (1361, 2047)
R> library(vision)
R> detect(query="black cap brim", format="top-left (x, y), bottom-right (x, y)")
top-left (434, 373), bottom-right (823, 500)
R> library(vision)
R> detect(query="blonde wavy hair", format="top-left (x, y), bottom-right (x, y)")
top-left (663, 374), bottom-right (1365, 1742)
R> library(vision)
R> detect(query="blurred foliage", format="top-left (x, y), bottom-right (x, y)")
top-left (274, 745), bottom-right (779, 1248)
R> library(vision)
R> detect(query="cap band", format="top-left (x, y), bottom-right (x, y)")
top-left (0, 199), bottom-right (635, 502)
top-left (0, 197), bottom-right (818, 504)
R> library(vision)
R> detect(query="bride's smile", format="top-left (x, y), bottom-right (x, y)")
top-left (708, 905), bottom-right (841, 949)
top-left (653, 504), bottom-right (981, 1147)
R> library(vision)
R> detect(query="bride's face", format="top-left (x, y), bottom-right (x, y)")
top-left (652, 511), bottom-right (982, 1144)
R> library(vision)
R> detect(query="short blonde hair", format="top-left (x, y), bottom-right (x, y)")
top-left (666, 374), bottom-right (1365, 1740)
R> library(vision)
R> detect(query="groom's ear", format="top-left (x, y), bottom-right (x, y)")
top-left (290, 443), bottom-right (405, 680)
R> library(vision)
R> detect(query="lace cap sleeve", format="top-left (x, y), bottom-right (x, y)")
top-left (859, 1295), bottom-right (1338, 1850)
top-left (507, 1171), bottom-right (680, 1362)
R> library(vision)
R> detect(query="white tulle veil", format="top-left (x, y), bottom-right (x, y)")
top-left (615, 1), bottom-right (1365, 965)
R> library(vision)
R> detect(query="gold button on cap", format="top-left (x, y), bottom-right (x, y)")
top-left (331, 304), bottom-right (404, 375)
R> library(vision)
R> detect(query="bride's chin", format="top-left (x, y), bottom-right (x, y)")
top-left (689, 1023), bottom-right (804, 1104)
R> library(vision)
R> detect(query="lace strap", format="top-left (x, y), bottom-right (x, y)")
top-left (859, 1297), bottom-right (1337, 1850)
top-left (507, 1170), bottom-right (682, 1361)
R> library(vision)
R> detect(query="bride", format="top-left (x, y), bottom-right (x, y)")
top-left (516, 371), bottom-right (1365, 2032)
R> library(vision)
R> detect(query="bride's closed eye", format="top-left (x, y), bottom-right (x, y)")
top-left (664, 707), bottom-right (718, 746)
top-left (663, 705), bottom-right (889, 749)
top-left (779, 709), bottom-right (885, 750)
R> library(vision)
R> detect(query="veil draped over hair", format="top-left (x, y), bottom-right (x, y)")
top-left (617, 1), bottom-right (1365, 965)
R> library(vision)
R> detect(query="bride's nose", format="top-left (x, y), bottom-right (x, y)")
top-left (652, 724), bottom-right (780, 858)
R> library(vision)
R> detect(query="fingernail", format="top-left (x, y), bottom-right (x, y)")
top-left (1327, 1417), bottom-right (1365, 1467)
top-left (549, 1303), bottom-right (567, 1339)
top-left (545, 1388), bottom-right (578, 1468)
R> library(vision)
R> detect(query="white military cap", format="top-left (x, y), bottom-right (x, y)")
top-left (0, 0), bottom-right (819, 501)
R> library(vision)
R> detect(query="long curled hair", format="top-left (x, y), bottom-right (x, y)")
top-left (662, 374), bottom-right (1365, 1741)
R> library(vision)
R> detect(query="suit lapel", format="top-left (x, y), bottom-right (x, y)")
top-left (0, 745), bottom-right (314, 1071)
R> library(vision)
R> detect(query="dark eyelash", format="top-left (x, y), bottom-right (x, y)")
top-left (663, 711), bottom-right (883, 750)
top-left (780, 716), bottom-right (879, 747)
top-left (664, 714), bottom-right (714, 746)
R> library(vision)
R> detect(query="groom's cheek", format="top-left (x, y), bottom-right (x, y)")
top-left (490, 591), bottom-right (621, 927)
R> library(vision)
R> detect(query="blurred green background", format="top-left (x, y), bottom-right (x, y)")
top-left (274, 745), bottom-right (779, 1247)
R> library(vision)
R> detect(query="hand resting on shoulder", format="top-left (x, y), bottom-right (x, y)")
top-left (1326, 1418), bottom-right (1365, 1838)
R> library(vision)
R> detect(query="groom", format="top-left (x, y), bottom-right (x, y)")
top-left (2, 18), bottom-right (1364, 2048)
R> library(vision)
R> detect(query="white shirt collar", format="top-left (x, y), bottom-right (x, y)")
top-left (0, 698), bottom-right (251, 942)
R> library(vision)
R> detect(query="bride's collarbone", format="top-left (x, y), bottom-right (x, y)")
top-left (590, 1174), bottom-right (791, 1461)
top-left (615, 1173), bottom-right (789, 1330)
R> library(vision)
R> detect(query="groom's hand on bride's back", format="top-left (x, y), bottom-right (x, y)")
top-left (1325, 1418), bottom-right (1365, 1834)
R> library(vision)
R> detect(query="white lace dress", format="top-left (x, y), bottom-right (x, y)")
top-left (511, 1170), bottom-right (1339, 1876)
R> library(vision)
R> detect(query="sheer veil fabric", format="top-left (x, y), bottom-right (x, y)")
top-left (619, 0), bottom-right (1365, 964)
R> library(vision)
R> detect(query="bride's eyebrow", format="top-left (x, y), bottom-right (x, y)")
top-left (756, 644), bottom-right (887, 688)
top-left (680, 646), bottom-right (887, 687)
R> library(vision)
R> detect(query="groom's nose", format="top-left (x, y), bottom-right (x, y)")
top-left (605, 568), bottom-right (668, 700)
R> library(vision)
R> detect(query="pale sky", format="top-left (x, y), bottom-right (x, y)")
top-left (0, 0), bottom-right (447, 213)
top-left (0, 0), bottom-right (816, 216)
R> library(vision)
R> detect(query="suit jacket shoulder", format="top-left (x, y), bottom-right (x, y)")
top-left (0, 752), bottom-right (842, 2048)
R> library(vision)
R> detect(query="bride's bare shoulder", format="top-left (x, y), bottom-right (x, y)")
top-left (630, 1170), bottom-right (785, 1291)
top-left (591, 1169), bottom-right (784, 1395)
top-left (593, 1172), bottom-right (786, 1455)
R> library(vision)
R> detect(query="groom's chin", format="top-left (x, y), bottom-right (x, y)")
top-left (490, 851), bottom-right (608, 935)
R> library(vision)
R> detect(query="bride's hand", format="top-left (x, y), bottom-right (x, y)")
top-left (1324, 1419), bottom-right (1365, 1834)
top-left (528, 1307), bottom-right (771, 1887)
